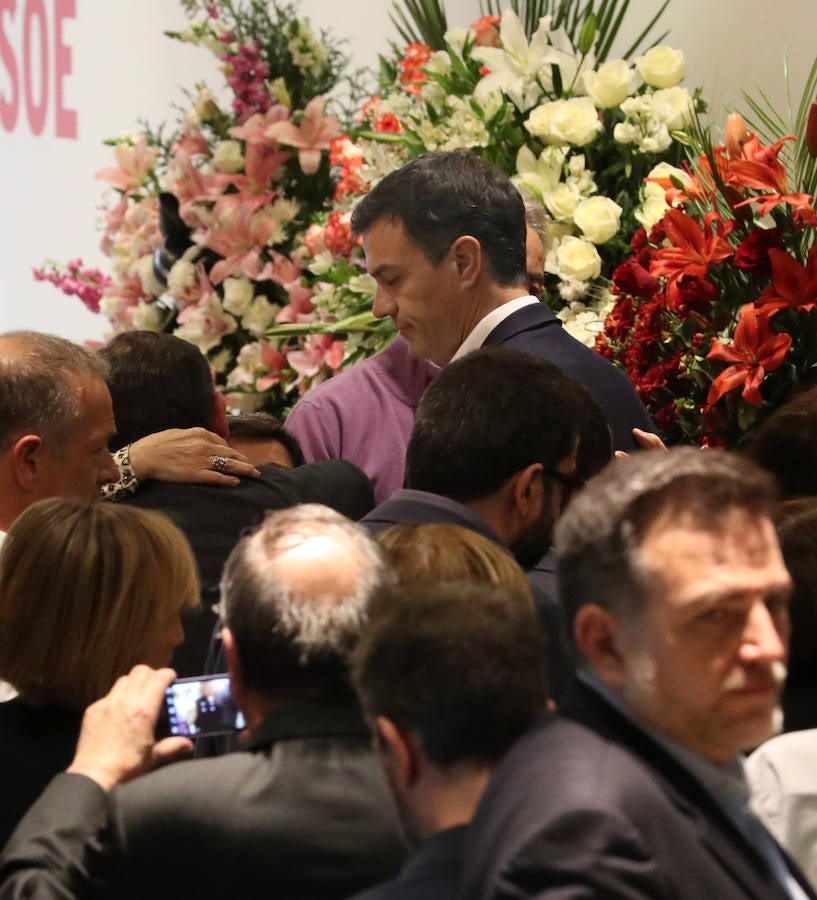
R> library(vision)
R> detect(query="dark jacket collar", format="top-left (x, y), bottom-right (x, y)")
top-left (482, 302), bottom-right (560, 346)
top-left (245, 696), bottom-right (369, 751)
top-left (362, 490), bottom-right (503, 545)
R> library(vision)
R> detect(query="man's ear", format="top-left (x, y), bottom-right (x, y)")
top-left (510, 462), bottom-right (545, 526)
top-left (449, 235), bottom-right (482, 287)
top-left (11, 434), bottom-right (45, 491)
top-left (374, 716), bottom-right (422, 790)
top-left (211, 392), bottom-right (229, 440)
top-left (573, 604), bottom-right (627, 689)
top-left (222, 627), bottom-right (245, 700)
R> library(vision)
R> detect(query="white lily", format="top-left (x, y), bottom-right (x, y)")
top-left (512, 145), bottom-right (565, 205)
top-left (473, 11), bottom-right (557, 111)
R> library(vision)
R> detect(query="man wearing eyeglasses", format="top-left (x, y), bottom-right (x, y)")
top-left (362, 347), bottom-right (610, 701)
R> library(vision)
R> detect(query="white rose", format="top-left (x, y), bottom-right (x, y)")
top-left (212, 140), bottom-right (244, 174)
top-left (635, 193), bottom-right (670, 231)
top-left (222, 276), bottom-right (255, 316)
top-left (573, 196), bottom-right (623, 244)
top-left (241, 296), bottom-right (278, 338)
top-left (424, 50), bottom-right (451, 76)
top-left (635, 46), bottom-right (685, 89)
top-left (167, 259), bottom-right (197, 297)
top-left (554, 236), bottom-right (602, 281)
top-left (582, 59), bottom-right (641, 109)
top-left (131, 301), bottom-right (164, 331)
top-left (444, 27), bottom-right (469, 49)
top-left (651, 86), bottom-right (693, 131)
top-left (525, 97), bottom-right (603, 147)
top-left (544, 183), bottom-right (581, 221)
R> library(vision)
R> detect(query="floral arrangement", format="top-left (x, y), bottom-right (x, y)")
top-left (37, 0), bottom-right (367, 413)
top-left (39, 0), bottom-right (700, 413)
top-left (597, 66), bottom-right (817, 446)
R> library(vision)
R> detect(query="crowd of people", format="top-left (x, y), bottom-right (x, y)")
top-left (0, 149), bottom-right (816, 899)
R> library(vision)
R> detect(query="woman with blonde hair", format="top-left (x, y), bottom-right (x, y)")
top-left (378, 522), bottom-right (534, 602)
top-left (0, 497), bottom-right (199, 844)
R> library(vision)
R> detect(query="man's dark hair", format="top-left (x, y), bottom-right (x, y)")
top-left (745, 387), bottom-right (817, 498)
top-left (351, 581), bottom-right (548, 768)
top-left (98, 331), bottom-right (214, 448)
top-left (351, 150), bottom-right (527, 286)
top-left (219, 505), bottom-right (391, 696)
top-left (227, 413), bottom-right (305, 467)
top-left (405, 347), bottom-right (580, 502)
top-left (555, 447), bottom-right (779, 648)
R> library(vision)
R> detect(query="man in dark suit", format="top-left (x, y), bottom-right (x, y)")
top-left (461, 448), bottom-right (816, 900)
top-left (348, 581), bottom-right (549, 900)
top-left (362, 347), bottom-right (613, 701)
top-left (98, 331), bottom-right (375, 675)
top-left (0, 505), bottom-right (406, 900)
top-left (350, 149), bottom-right (654, 452)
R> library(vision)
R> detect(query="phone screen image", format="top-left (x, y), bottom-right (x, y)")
top-left (159, 674), bottom-right (246, 739)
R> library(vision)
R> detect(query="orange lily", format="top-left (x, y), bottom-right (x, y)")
top-left (650, 209), bottom-right (734, 297)
top-left (706, 304), bottom-right (792, 406)
top-left (756, 247), bottom-right (817, 314)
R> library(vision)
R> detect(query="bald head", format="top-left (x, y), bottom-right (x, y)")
top-left (219, 505), bottom-right (391, 695)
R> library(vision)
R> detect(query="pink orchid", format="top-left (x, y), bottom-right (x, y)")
top-left (288, 334), bottom-right (345, 389)
top-left (96, 135), bottom-right (159, 193)
top-left (264, 97), bottom-right (342, 175)
top-left (205, 195), bottom-right (280, 283)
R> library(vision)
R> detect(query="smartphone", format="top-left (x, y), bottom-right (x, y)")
top-left (156, 673), bottom-right (246, 739)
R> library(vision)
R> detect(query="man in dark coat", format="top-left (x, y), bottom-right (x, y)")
top-left (460, 448), bottom-right (816, 900)
top-left (0, 506), bottom-right (406, 900)
top-left (350, 149), bottom-right (654, 452)
top-left (99, 331), bottom-right (375, 675)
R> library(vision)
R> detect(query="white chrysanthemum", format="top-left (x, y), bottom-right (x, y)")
top-left (241, 296), bottom-right (279, 338)
top-left (222, 276), bottom-right (255, 317)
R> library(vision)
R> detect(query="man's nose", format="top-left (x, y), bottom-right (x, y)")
top-left (372, 290), bottom-right (394, 319)
top-left (740, 600), bottom-right (787, 665)
top-left (99, 451), bottom-right (120, 485)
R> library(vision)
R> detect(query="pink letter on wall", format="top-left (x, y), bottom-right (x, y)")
top-left (54, 0), bottom-right (75, 137)
top-left (0, 0), bottom-right (19, 131)
top-left (22, 0), bottom-right (47, 135)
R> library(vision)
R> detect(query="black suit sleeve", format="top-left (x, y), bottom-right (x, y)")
top-left (272, 460), bottom-right (375, 521)
top-left (0, 774), bottom-right (121, 900)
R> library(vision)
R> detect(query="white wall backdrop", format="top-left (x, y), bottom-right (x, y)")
top-left (1, 0), bottom-right (814, 341)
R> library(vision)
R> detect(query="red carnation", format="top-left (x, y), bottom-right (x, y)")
top-left (734, 227), bottom-right (782, 274)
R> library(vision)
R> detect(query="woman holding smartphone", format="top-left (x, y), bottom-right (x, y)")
top-left (0, 498), bottom-right (199, 846)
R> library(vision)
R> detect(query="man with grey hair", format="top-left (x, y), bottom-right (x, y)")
top-left (0, 505), bottom-right (405, 900)
top-left (0, 330), bottom-right (119, 541)
top-left (462, 448), bottom-right (816, 899)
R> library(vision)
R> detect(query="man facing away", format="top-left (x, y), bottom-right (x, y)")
top-left (350, 149), bottom-right (654, 453)
top-left (461, 447), bottom-right (816, 900)
top-left (349, 581), bottom-right (550, 900)
top-left (0, 505), bottom-right (406, 900)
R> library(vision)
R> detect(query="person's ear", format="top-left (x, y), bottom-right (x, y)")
top-left (11, 434), bottom-right (45, 491)
top-left (573, 604), bottom-right (627, 689)
top-left (510, 462), bottom-right (545, 526)
top-left (374, 716), bottom-right (422, 790)
top-left (211, 392), bottom-right (229, 440)
top-left (449, 235), bottom-right (482, 287)
top-left (222, 627), bottom-right (245, 700)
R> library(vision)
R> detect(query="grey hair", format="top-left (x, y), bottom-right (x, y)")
top-left (0, 331), bottom-right (109, 454)
top-left (554, 447), bottom-right (779, 646)
top-left (523, 198), bottom-right (548, 246)
top-left (219, 504), bottom-right (392, 692)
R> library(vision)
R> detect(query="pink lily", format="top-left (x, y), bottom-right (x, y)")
top-left (264, 97), bottom-right (342, 175)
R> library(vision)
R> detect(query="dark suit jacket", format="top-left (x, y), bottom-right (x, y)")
top-left (361, 490), bottom-right (572, 702)
top-left (352, 825), bottom-right (467, 900)
top-left (483, 303), bottom-right (654, 451)
top-left (122, 460), bottom-right (375, 675)
top-left (0, 698), bottom-right (406, 900)
top-left (460, 678), bottom-right (817, 900)
top-left (0, 699), bottom-right (81, 850)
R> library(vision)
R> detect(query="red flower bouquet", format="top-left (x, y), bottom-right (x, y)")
top-left (598, 72), bottom-right (817, 447)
